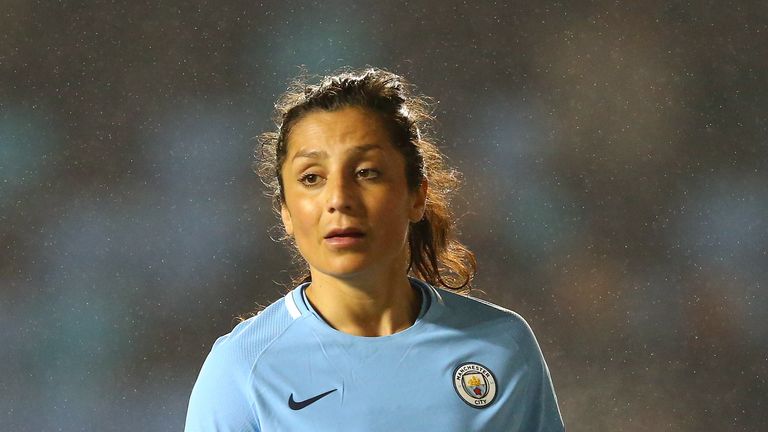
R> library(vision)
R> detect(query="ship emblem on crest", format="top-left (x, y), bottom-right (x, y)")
top-left (452, 362), bottom-right (498, 408)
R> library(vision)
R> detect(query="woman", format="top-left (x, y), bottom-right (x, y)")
top-left (185, 68), bottom-right (565, 431)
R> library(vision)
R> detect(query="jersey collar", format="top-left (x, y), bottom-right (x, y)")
top-left (284, 277), bottom-right (440, 326)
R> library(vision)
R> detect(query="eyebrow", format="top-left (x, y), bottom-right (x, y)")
top-left (291, 144), bottom-right (383, 162)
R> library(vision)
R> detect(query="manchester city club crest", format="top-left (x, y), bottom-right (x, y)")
top-left (452, 362), bottom-right (498, 408)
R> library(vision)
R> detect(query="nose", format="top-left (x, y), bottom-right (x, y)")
top-left (325, 172), bottom-right (356, 214)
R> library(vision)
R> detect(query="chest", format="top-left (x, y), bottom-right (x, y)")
top-left (251, 335), bottom-right (524, 431)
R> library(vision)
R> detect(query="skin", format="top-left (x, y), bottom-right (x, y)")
top-left (280, 106), bottom-right (428, 337)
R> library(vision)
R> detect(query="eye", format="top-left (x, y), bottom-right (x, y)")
top-left (299, 173), bottom-right (322, 186)
top-left (356, 168), bottom-right (380, 180)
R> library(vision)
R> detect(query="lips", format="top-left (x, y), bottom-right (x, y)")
top-left (324, 227), bottom-right (365, 239)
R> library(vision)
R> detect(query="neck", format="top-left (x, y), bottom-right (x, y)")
top-left (304, 272), bottom-right (421, 337)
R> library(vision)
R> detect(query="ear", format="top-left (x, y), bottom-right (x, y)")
top-left (409, 179), bottom-right (428, 223)
top-left (280, 203), bottom-right (294, 236)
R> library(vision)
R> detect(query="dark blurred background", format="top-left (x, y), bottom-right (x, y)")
top-left (2, 1), bottom-right (767, 430)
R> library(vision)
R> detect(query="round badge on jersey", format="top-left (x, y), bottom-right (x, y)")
top-left (452, 362), bottom-right (498, 408)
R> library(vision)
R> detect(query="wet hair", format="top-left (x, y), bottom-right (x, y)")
top-left (255, 67), bottom-right (476, 294)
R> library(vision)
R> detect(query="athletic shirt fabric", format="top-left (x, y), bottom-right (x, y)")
top-left (184, 277), bottom-right (565, 431)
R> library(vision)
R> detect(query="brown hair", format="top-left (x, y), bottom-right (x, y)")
top-left (254, 67), bottom-right (476, 294)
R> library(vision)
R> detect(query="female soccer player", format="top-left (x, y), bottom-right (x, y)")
top-left (185, 68), bottom-right (565, 431)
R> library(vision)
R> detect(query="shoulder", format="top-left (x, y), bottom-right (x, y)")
top-left (209, 295), bottom-right (297, 368)
top-left (433, 287), bottom-right (542, 357)
top-left (435, 287), bottom-right (527, 326)
top-left (433, 288), bottom-right (564, 429)
top-left (436, 287), bottom-right (516, 318)
top-left (185, 295), bottom-right (297, 431)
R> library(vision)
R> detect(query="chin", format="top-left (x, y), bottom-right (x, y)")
top-left (310, 257), bottom-right (379, 280)
top-left (305, 247), bottom-right (408, 281)
top-left (320, 264), bottom-right (371, 279)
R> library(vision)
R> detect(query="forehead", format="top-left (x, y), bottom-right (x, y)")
top-left (285, 106), bottom-right (394, 158)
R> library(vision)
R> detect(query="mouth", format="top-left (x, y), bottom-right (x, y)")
top-left (324, 228), bottom-right (366, 239)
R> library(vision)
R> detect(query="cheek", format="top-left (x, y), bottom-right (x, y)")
top-left (370, 194), bottom-right (411, 234)
top-left (290, 199), bottom-right (321, 235)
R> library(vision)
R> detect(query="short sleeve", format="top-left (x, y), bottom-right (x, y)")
top-left (184, 336), bottom-right (260, 432)
top-left (512, 315), bottom-right (566, 432)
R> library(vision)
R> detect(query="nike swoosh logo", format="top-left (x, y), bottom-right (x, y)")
top-left (288, 389), bottom-right (337, 410)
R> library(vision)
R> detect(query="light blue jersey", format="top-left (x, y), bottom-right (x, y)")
top-left (185, 278), bottom-right (565, 431)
